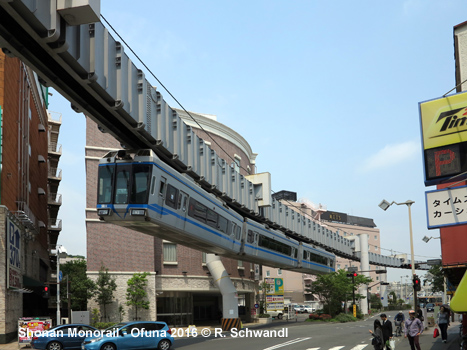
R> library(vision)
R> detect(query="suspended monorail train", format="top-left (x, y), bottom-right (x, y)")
top-left (96, 149), bottom-right (335, 275)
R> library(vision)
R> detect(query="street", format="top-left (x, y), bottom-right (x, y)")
top-left (174, 311), bottom-right (462, 350)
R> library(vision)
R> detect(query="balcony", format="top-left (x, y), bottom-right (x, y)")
top-left (48, 167), bottom-right (62, 181)
top-left (48, 193), bottom-right (62, 206)
top-left (48, 143), bottom-right (62, 155)
top-left (48, 218), bottom-right (62, 231)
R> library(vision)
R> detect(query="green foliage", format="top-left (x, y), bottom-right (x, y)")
top-left (91, 308), bottom-right (100, 326)
top-left (60, 259), bottom-right (96, 311)
top-left (426, 264), bottom-right (444, 293)
top-left (258, 314), bottom-right (271, 318)
top-left (370, 293), bottom-right (383, 309)
top-left (118, 304), bottom-right (126, 322)
top-left (126, 272), bottom-right (150, 320)
top-left (94, 322), bottom-right (117, 329)
top-left (307, 269), bottom-right (372, 316)
top-left (95, 264), bottom-right (117, 321)
top-left (334, 313), bottom-right (358, 323)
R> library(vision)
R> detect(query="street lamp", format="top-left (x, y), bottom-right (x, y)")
top-left (379, 199), bottom-right (418, 308)
top-left (51, 246), bottom-right (67, 325)
top-left (422, 236), bottom-right (440, 243)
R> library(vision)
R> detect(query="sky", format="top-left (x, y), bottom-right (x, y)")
top-left (49, 0), bottom-right (467, 283)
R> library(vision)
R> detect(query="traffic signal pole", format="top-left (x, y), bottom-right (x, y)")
top-left (407, 203), bottom-right (418, 310)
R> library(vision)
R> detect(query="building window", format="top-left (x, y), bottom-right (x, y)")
top-left (202, 252), bottom-right (206, 264)
top-left (163, 243), bottom-right (177, 263)
top-left (337, 264), bottom-right (341, 269)
top-left (238, 260), bottom-right (243, 267)
top-left (375, 235), bottom-right (378, 240)
top-left (277, 268), bottom-right (282, 276)
top-left (266, 270), bottom-right (270, 277)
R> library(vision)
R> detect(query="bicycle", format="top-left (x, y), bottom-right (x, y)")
top-left (394, 320), bottom-right (403, 337)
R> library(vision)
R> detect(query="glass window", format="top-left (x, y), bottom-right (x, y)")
top-left (202, 252), bottom-right (206, 264)
top-left (266, 270), bottom-right (270, 277)
top-left (238, 260), bottom-right (243, 267)
top-left (188, 198), bottom-right (208, 223)
top-left (218, 215), bottom-right (229, 234)
top-left (114, 164), bottom-right (131, 204)
top-left (165, 184), bottom-right (179, 209)
top-left (163, 243), bottom-right (177, 262)
top-left (131, 164), bottom-right (151, 203)
top-left (206, 209), bottom-right (218, 228)
top-left (97, 165), bottom-right (114, 204)
top-left (277, 268), bottom-right (282, 275)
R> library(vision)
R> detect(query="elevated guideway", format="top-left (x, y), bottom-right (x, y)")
top-left (0, 0), bottom-right (424, 270)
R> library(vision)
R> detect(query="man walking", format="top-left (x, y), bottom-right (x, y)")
top-left (405, 310), bottom-right (423, 350)
top-left (380, 313), bottom-right (393, 349)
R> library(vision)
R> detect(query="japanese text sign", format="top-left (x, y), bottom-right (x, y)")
top-left (425, 185), bottom-right (467, 228)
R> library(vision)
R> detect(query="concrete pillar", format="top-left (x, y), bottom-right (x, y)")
top-left (206, 254), bottom-right (240, 330)
top-left (359, 234), bottom-right (370, 315)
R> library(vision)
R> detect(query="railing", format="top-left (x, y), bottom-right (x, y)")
top-left (48, 167), bottom-right (62, 179)
top-left (48, 218), bottom-right (62, 230)
top-left (48, 143), bottom-right (62, 153)
top-left (48, 193), bottom-right (62, 205)
top-left (47, 111), bottom-right (62, 123)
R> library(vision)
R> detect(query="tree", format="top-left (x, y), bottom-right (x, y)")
top-left (126, 272), bottom-right (150, 320)
top-left (425, 264), bottom-right (444, 293)
top-left (259, 280), bottom-right (269, 314)
top-left (60, 259), bottom-right (96, 310)
top-left (307, 269), bottom-right (372, 316)
top-left (95, 264), bottom-right (117, 321)
top-left (370, 293), bottom-right (383, 310)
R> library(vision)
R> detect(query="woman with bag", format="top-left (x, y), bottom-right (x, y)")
top-left (435, 305), bottom-right (450, 343)
top-left (370, 319), bottom-right (384, 350)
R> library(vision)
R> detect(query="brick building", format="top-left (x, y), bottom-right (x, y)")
top-left (0, 52), bottom-right (61, 343)
top-left (85, 109), bottom-right (259, 325)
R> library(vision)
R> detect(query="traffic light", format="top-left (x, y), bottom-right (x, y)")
top-left (400, 263), bottom-right (412, 269)
top-left (413, 276), bottom-right (421, 292)
top-left (346, 272), bottom-right (358, 278)
top-left (42, 286), bottom-right (49, 299)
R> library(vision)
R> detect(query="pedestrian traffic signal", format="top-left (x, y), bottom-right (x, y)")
top-left (400, 263), bottom-right (412, 269)
top-left (413, 276), bottom-right (421, 292)
top-left (346, 272), bottom-right (358, 278)
top-left (42, 286), bottom-right (49, 299)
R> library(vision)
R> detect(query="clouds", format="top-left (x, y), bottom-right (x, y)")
top-left (360, 140), bottom-right (420, 172)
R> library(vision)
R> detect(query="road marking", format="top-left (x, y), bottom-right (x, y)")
top-left (328, 347), bottom-right (345, 350)
top-left (305, 348), bottom-right (320, 350)
top-left (263, 337), bottom-right (311, 350)
top-left (350, 345), bottom-right (369, 350)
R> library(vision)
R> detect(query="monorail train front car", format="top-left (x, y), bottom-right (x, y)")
top-left (96, 149), bottom-right (336, 275)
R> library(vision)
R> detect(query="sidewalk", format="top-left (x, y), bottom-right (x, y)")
top-left (394, 322), bottom-right (462, 350)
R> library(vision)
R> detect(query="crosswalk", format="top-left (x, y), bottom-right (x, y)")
top-left (262, 340), bottom-right (371, 350)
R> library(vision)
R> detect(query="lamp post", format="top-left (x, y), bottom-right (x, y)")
top-left (51, 246), bottom-right (67, 325)
top-left (379, 199), bottom-right (418, 308)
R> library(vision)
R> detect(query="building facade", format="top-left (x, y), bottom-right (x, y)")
top-left (85, 110), bottom-right (259, 325)
top-left (0, 53), bottom-right (61, 343)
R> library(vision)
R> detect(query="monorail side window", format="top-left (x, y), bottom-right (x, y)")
top-left (97, 165), bottom-right (114, 204)
top-left (247, 230), bottom-right (255, 244)
top-left (114, 164), bottom-right (131, 204)
top-left (236, 225), bottom-right (241, 240)
top-left (131, 164), bottom-right (152, 203)
top-left (165, 184), bottom-right (179, 209)
top-left (206, 209), bottom-right (218, 228)
top-left (188, 198), bottom-right (207, 223)
top-left (218, 215), bottom-right (229, 234)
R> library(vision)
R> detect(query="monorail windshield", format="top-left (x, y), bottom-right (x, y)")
top-left (97, 164), bottom-right (152, 205)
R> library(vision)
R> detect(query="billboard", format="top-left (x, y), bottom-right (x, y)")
top-left (264, 278), bottom-right (284, 311)
top-left (419, 91), bottom-right (467, 185)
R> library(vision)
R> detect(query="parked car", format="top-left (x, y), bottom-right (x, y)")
top-left (426, 303), bottom-right (435, 313)
top-left (303, 306), bottom-right (316, 313)
top-left (30, 324), bottom-right (98, 350)
top-left (82, 321), bottom-right (174, 350)
top-left (293, 305), bottom-right (305, 313)
top-left (267, 310), bottom-right (284, 319)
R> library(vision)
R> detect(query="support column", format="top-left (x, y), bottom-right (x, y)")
top-left (206, 254), bottom-right (240, 331)
top-left (359, 234), bottom-right (370, 315)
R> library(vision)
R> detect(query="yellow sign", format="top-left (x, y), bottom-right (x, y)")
top-left (450, 270), bottom-right (467, 313)
top-left (353, 304), bottom-right (357, 318)
top-left (420, 91), bottom-right (467, 150)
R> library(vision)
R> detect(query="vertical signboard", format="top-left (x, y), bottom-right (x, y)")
top-left (7, 216), bottom-right (22, 289)
top-left (419, 91), bottom-right (467, 185)
top-left (265, 278), bottom-right (284, 311)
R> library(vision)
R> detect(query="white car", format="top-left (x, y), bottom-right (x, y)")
top-left (303, 306), bottom-right (316, 313)
top-left (267, 309), bottom-right (284, 319)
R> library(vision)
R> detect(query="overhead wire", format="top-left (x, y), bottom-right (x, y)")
top-left (100, 15), bottom-right (435, 264)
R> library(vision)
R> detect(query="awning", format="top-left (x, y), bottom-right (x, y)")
top-left (22, 275), bottom-right (44, 288)
top-left (450, 270), bottom-right (467, 313)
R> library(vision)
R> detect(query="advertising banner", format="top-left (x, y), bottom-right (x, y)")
top-left (18, 318), bottom-right (52, 344)
top-left (7, 216), bottom-right (22, 289)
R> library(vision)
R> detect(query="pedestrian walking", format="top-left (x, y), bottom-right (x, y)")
top-left (370, 319), bottom-right (384, 350)
top-left (380, 313), bottom-right (393, 349)
top-left (405, 310), bottom-right (423, 350)
top-left (435, 305), bottom-right (451, 343)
